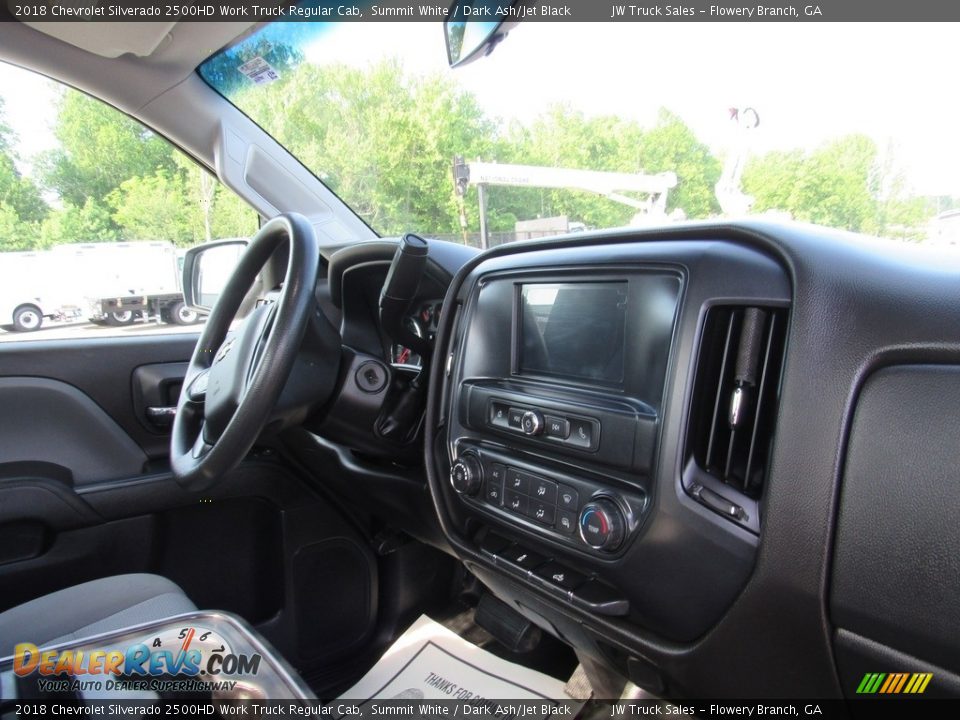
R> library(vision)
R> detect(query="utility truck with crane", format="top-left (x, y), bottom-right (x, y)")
top-left (452, 157), bottom-right (678, 248)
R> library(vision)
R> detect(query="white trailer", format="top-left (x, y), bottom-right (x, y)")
top-left (0, 251), bottom-right (82, 332)
top-left (50, 241), bottom-right (199, 326)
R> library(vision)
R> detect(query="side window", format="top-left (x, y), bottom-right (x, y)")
top-left (0, 62), bottom-right (258, 339)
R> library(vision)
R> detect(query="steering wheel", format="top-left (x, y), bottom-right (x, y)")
top-left (171, 213), bottom-right (319, 490)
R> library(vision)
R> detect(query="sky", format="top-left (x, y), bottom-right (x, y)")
top-left (2, 22), bottom-right (958, 197)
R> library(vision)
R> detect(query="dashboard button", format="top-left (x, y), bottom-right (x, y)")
top-left (504, 490), bottom-right (528, 515)
top-left (527, 500), bottom-right (556, 526)
top-left (533, 562), bottom-right (587, 591)
top-left (556, 509), bottom-right (578, 534)
top-left (489, 462), bottom-right (506, 485)
top-left (521, 410), bottom-right (545, 435)
top-left (501, 546), bottom-right (548, 571)
top-left (566, 418), bottom-right (599, 449)
top-left (579, 498), bottom-right (626, 551)
top-left (450, 454), bottom-right (483, 496)
top-left (505, 468), bottom-right (530, 495)
top-left (485, 476), bottom-right (503, 506)
top-left (507, 407), bottom-right (525, 428)
top-left (530, 477), bottom-right (558, 504)
top-left (489, 403), bottom-right (510, 427)
top-left (558, 485), bottom-right (580, 511)
top-left (544, 415), bottom-right (570, 439)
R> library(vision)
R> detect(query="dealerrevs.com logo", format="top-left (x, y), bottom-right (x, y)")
top-left (12, 625), bottom-right (261, 678)
top-left (856, 672), bottom-right (933, 695)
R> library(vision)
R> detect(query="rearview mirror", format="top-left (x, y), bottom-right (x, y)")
top-left (181, 239), bottom-right (248, 313)
top-left (445, 0), bottom-right (516, 68)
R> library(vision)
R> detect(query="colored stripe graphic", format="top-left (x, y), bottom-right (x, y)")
top-left (857, 672), bottom-right (932, 694)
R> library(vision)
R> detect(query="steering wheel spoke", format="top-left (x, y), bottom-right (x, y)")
top-left (170, 214), bottom-right (320, 490)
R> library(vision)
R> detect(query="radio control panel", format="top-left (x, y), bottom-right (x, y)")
top-left (488, 400), bottom-right (601, 451)
top-left (451, 444), bottom-right (647, 555)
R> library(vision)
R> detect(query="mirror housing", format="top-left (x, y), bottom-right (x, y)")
top-left (181, 239), bottom-right (249, 313)
top-left (445, 0), bottom-right (518, 68)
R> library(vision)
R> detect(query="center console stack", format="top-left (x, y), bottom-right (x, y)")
top-left (450, 271), bottom-right (680, 557)
top-left (436, 239), bottom-right (790, 647)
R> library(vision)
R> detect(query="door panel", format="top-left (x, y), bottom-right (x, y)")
top-left (0, 332), bottom-right (388, 678)
top-left (0, 376), bottom-right (147, 484)
top-left (0, 335), bottom-right (198, 459)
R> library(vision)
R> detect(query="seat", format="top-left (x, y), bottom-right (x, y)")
top-left (0, 574), bottom-right (196, 659)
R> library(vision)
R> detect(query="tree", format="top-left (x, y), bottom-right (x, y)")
top-left (0, 201), bottom-right (30, 250)
top-left (0, 97), bottom-right (13, 155)
top-left (108, 170), bottom-right (203, 246)
top-left (638, 109), bottom-right (721, 218)
top-left (495, 106), bottom-right (720, 229)
top-left (0, 98), bottom-right (48, 250)
top-left (235, 60), bottom-right (497, 235)
top-left (38, 198), bottom-right (118, 247)
top-left (743, 134), bottom-right (930, 238)
top-left (37, 90), bottom-right (177, 209)
top-left (0, 154), bottom-right (48, 224)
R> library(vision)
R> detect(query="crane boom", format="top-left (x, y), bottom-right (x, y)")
top-left (453, 159), bottom-right (679, 248)
top-left (464, 161), bottom-right (677, 197)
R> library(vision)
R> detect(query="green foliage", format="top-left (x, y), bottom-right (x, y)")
top-left (496, 106), bottom-right (721, 228)
top-left (0, 49), bottom-right (940, 253)
top-left (38, 198), bottom-right (118, 247)
top-left (744, 134), bottom-right (929, 238)
top-left (1, 154), bottom-right (48, 223)
top-left (0, 201), bottom-right (32, 249)
top-left (1, 82), bottom-right (257, 252)
top-left (236, 60), bottom-right (497, 236)
top-left (0, 99), bottom-right (49, 248)
top-left (108, 170), bottom-right (203, 246)
top-left (37, 91), bottom-right (177, 208)
top-left (639, 109), bottom-right (721, 218)
top-left (0, 97), bottom-right (13, 154)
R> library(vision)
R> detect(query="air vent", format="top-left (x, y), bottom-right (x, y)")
top-left (684, 306), bottom-right (787, 528)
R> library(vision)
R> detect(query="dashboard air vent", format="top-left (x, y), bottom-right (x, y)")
top-left (687, 305), bottom-right (787, 511)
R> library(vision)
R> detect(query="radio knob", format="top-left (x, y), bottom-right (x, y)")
top-left (578, 498), bottom-right (626, 552)
top-left (450, 454), bottom-right (483, 496)
top-left (520, 410), bottom-right (544, 436)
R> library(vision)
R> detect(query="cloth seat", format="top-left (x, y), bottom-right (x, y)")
top-left (0, 574), bottom-right (196, 659)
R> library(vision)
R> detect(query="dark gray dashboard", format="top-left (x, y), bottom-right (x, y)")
top-left (422, 221), bottom-right (960, 697)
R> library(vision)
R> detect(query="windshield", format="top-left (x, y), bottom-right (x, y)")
top-left (200, 22), bottom-right (960, 248)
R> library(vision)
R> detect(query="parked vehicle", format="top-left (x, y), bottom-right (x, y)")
top-left (0, 251), bottom-right (81, 331)
top-left (50, 241), bottom-right (200, 326)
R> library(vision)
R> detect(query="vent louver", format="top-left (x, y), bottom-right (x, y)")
top-left (685, 306), bottom-right (787, 529)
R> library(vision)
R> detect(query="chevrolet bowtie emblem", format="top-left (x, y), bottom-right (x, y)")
top-left (214, 339), bottom-right (235, 364)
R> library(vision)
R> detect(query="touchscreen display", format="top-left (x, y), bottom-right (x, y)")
top-left (519, 282), bottom-right (627, 384)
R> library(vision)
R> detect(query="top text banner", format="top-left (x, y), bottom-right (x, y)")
top-left (5, 0), bottom-right (960, 22)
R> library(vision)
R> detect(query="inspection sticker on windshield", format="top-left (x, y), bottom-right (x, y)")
top-left (237, 57), bottom-right (279, 86)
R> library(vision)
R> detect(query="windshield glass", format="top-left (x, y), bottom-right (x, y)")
top-left (200, 22), bottom-right (960, 248)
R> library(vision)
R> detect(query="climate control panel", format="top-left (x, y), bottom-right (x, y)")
top-left (450, 446), bottom-right (646, 555)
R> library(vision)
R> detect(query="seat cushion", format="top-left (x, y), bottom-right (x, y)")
top-left (0, 574), bottom-right (196, 658)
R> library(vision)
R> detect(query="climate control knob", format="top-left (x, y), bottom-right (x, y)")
top-left (520, 410), bottom-right (544, 436)
top-left (578, 498), bottom-right (626, 552)
top-left (450, 454), bottom-right (483, 496)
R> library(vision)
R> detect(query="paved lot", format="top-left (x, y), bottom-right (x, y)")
top-left (0, 319), bottom-right (204, 343)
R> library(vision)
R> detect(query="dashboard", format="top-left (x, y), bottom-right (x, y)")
top-left (306, 223), bottom-right (960, 698)
top-left (417, 221), bottom-right (960, 698)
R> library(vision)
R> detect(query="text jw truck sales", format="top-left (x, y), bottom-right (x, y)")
top-left (609, 5), bottom-right (822, 17)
